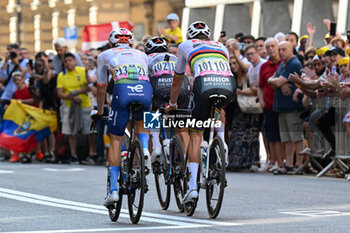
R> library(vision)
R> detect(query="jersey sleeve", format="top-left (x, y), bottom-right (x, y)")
top-left (174, 43), bottom-right (187, 77)
top-left (56, 73), bottom-right (63, 89)
top-left (96, 53), bottom-right (108, 86)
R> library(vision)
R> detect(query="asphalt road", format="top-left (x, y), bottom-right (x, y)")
top-left (0, 162), bottom-right (349, 233)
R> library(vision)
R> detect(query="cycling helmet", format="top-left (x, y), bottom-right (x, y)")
top-left (187, 21), bottom-right (211, 39)
top-left (145, 36), bottom-right (168, 55)
top-left (109, 28), bottom-right (133, 46)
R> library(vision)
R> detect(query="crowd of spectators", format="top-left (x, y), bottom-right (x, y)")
top-left (0, 15), bottom-right (349, 178)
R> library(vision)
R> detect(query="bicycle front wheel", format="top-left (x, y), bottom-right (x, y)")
top-left (171, 135), bottom-right (185, 213)
top-left (206, 136), bottom-right (226, 218)
top-left (154, 146), bottom-right (170, 210)
top-left (127, 139), bottom-right (145, 224)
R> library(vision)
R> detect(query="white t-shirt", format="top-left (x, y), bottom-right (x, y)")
top-left (247, 58), bottom-right (266, 86)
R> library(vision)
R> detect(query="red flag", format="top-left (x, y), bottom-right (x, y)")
top-left (81, 21), bottom-right (134, 52)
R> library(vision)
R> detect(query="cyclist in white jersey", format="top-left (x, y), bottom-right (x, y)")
top-left (94, 28), bottom-right (153, 206)
top-left (145, 36), bottom-right (191, 164)
top-left (166, 21), bottom-right (236, 203)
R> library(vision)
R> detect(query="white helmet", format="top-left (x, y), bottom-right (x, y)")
top-left (187, 21), bottom-right (211, 39)
top-left (109, 28), bottom-right (133, 45)
top-left (145, 37), bottom-right (168, 55)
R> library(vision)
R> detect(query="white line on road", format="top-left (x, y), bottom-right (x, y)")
top-left (42, 168), bottom-right (86, 172)
top-left (280, 210), bottom-right (350, 217)
top-left (0, 170), bottom-right (14, 174)
top-left (0, 187), bottom-right (241, 227)
top-left (3, 224), bottom-right (211, 233)
top-left (0, 191), bottom-right (193, 226)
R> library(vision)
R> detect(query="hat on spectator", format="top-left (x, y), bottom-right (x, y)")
top-left (325, 46), bottom-right (345, 57)
top-left (346, 47), bottom-right (350, 56)
top-left (167, 13), bottom-right (179, 21)
top-left (240, 34), bottom-right (255, 42)
top-left (316, 47), bottom-right (330, 56)
top-left (312, 55), bottom-right (319, 61)
top-left (324, 33), bottom-right (331, 39)
top-left (338, 57), bottom-right (349, 66)
top-left (299, 35), bottom-right (308, 42)
top-left (54, 37), bottom-right (68, 47)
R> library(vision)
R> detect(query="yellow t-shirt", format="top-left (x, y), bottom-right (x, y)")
top-left (165, 27), bottom-right (183, 44)
top-left (57, 66), bottom-right (91, 108)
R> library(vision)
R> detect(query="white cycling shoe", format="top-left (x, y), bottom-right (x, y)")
top-left (151, 147), bottom-right (162, 164)
top-left (144, 149), bottom-right (151, 175)
top-left (103, 190), bottom-right (119, 206)
top-left (182, 189), bottom-right (198, 204)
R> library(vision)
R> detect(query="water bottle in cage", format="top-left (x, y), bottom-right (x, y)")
top-left (201, 140), bottom-right (208, 172)
top-left (121, 151), bottom-right (128, 182)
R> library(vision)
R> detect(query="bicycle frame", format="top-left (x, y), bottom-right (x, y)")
top-left (201, 103), bottom-right (220, 179)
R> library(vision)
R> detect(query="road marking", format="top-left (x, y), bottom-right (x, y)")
top-left (0, 191), bottom-right (194, 226)
top-left (3, 225), bottom-right (212, 233)
top-left (42, 168), bottom-right (86, 172)
top-left (280, 210), bottom-right (350, 217)
top-left (0, 187), bottom-right (241, 227)
top-left (0, 170), bottom-right (14, 174)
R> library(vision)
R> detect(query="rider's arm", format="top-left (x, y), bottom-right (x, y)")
top-left (96, 54), bottom-right (108, 115)
top-left (170, 44), bottom-right (186, 106)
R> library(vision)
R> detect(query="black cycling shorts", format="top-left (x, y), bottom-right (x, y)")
top-left (150, 74), bottom-right (190, 109)
top-left (192, 75), bottom-right (236, 122)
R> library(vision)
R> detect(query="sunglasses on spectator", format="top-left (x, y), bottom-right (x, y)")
top-left (14, 77), bottom-right (23, 82)
top-left (305, 56), bottom-right (314, 60)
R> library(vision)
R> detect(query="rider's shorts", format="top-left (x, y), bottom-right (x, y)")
top-left (150, 74), bottom-right (190, 109)
top-left (191, 75), bottom-right (236, 130)
top-left (108, 80), bottom-right (153, 136)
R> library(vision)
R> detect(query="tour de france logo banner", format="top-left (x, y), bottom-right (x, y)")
top-left (0, 100), bottom-right (57, 153)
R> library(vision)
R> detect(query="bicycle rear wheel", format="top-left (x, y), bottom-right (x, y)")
top-left (171, 135), bottom-right (185, 213)
top-left (107, 168), bottom-right (123, 222)
top-left (127, 140), bottom-right (145, 224)
top-left (154, 146), bottom-right (170, 210)
top-left (206, 136), bottom-right (226, 218)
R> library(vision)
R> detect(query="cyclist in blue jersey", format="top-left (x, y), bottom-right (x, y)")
top-left (94, 28), bottom-right (153, 206)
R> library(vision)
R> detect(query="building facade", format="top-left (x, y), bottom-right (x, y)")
top-left (182, 0), bottom-right (350, 47)
top-left (0, 0), bottom-right (184, 54)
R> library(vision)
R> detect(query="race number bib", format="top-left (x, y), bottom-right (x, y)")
top-left (152, 61), bottom-right (176, 77)
top-left (195, 59), bottom-right (231, 77)
top-left (113, 64), bottom-right (148, 81)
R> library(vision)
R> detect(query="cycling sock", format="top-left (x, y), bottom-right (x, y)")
top-left (109, 166), bottom-right (120, 193)
top-left (189, 162), bottom-right (199, 190)
top-left (217, 123), bottom-right (225, 142)
top-left (150, 130), bottom-right (161, 149)
top-left (138, 133), bottom-right (149, 149)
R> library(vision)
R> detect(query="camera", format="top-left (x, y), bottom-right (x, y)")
top-left (9, 51), bottom-right (17, 59)
top-left (28, 59), bottom-right (33, 69)
top-left (29, 76), bottom-right (35, 86)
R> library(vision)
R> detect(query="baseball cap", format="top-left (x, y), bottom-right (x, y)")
top-left (316, 47), bottom-right (330, 56)
top-left (299, 35), bottom-right (308, 42)
top-left (338, 57), bottom-right (349, 66)
top-left (312, 55), bottom-right (320, 61)
top-left (325, 46), bottom-right (345, 57)
top-left (167, 13), bottom-right (179, 21)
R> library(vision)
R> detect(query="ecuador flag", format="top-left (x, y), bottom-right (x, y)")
top-left (0, 100), bottom-right (57, 153)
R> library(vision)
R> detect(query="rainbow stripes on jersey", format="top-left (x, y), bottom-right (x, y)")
top-left (187, 46), bottom-right (228, 69)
